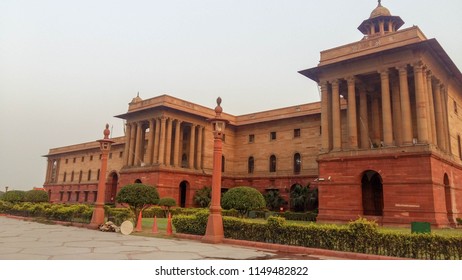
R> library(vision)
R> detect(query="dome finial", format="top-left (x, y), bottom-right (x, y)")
top-left (378, 0), bottom-right (382, 6)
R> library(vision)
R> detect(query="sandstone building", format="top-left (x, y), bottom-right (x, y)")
top-left (44, 2), bottom-right (462, 226)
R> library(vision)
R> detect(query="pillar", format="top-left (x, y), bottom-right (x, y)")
top-left (320, 81), bottom-right (331, 152)
top-left (398, 65), bottom-right (413, 145)
top-left (413, 62), bottom-right (429, 143)
top-left (426, 71), bottom-right (437, 145)
top-left (331, 79), bottom-right (341, 150)
top-left (347, 77), bottom-right (358, 149)
top-left (380, 70), bottom-right (393, 146)
top-left (189, 124), bottom-right (196, 168)
top-left (128, 122), bottom-right (136, 166)
top-left (158, 116), bottom-right (167, 165)
top-left (196, 126), bottom-right (203, 169)
top-left (165, 118), bottom-right (173, 166)
top-left (134, 122), bottom-right (143, 166)
top-left (153, 118), bottom-right (161, 163)
top-left (441, 85), bottom-right (451, 153)
top-left (146, 119), bottom-right (155, 164)
top-left (123, 123), bottom-right (131, 166)
top-left (173, 120), bottom-right (181, 167)
top-left (391, 76), bottom-right (402, 146)
top-left (359, 85), bottom-right (369, 149)
top-left (433, 81), bottom-right (446, 151)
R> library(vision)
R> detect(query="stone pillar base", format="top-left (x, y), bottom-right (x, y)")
top-left (202, 212), bottom-right (224, 244)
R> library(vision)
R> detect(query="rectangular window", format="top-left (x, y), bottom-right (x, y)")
top-left (81, 156), bottom-right (84, 162)
top-left (75, 192), bottom-right (80, 202)
top-left (99, 154), bottom-right (102, 160)
top-left (119, 151), bottom-right (123, 158)
top-left (84, 191), bottom-right (89, 202)
top-left (270, 131), bottom-right (277, 141)
top-left (248, 134), bottom-right (255, 143)
top-left (455, 100), bottom-right (458, 115)
top-left (67, 191), bottom-right (72, 202)
top-left (65, 159), bottom-right (68, 164)
top-left (294, 128), bottom-right (301, 138)
top-left (90, 155), bottom-right (93, 161)
top-left (73, 158), bottom-right (76, 163)
top-left (93, 191), bottom-right (98, 202)
top-left (59, 192), bottom-right (64, 201)
top-left (109, 153), bottom-right (112, 159)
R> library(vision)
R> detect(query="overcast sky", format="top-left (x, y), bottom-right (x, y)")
top-left (1, 0), bottom-right (461, 191)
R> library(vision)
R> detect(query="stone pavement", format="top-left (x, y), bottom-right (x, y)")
top-left (0, 216), bottom-right (333, 260)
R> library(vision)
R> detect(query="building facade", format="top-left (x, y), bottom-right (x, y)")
top-left (44, 2), bottom-right (462, 226)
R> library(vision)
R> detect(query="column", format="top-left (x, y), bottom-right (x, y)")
top-left (380, 70), bottom-right (393, 146)
top-left (153, 118), bottom-right (161, 163)
top-left (158, 116), bottom-right (167, 165)
top-left (413, 62), bottom-right (429, 143)
top-left (359, 85), bottom-right (369, 149)
top-left (433, 81), bottom-right (446, 151)
top-left (128, 122), bottom-right (136, 166)
top-left (331, 79), bottom-right (342, 150)
top-left (398, 65), bottom-right (413, 145)
top-left (146, 119), bottom-right (155, 164)
top-left (189, 124), bottom-right (196, 168)
top-left (320, 81), bottom-right (331, 152)
top-left (441, 85), bottom-right (451, 153)
top-left (134, 122), bottom-right (143, 166)
top-left (165, 118), bottom-right (173, 166)
top-left (426, 71), bottom-right (437, 145)
top-left (371, 94), bottom-right (381, 147)
top-left (347, 77), bottom-right (358, 149)
top-left (173, 120), bottom-right (181, 167)
top-left (391, 76), bottom-right (402, 146)
top-left (196, 126), bottom-right (203, 169)
top-left (123, 123), bottom-right (131, 166)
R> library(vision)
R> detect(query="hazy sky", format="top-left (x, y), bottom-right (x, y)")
top-left (1, 0), bottom-right (461, 191)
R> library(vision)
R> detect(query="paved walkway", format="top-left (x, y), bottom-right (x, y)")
top-left (0, 216), bottom-right (331, 260)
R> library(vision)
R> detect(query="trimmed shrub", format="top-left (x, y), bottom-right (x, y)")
top-left (159, 197), bottom-right (176, 216)
top-left (172, 209), bottom-right (210, 235)
top-left (277, 211), bottom-right (317, 221)
top-left (116, 183), bottom-right (160, 226)
top-left (221, 187), bottom-right (266, 217)
top-left (1, 190), bottom-right (26, 203)
top-left (107, 207), bottom-right (134, 225)
top-left (24, 190), bottom-right (49, 203)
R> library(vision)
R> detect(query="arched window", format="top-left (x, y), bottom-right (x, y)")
top-left (269, 155), bottom-right (277, 172)
top-left (294, 153), bottom-right (301, 174)
top-left (248, 157), bottom-right (254, 174)
top-left (221, 155), bottom-right (225, 172)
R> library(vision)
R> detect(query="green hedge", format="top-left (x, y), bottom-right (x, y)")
top-left (1, 202), bottom-right (93, 223)
top-left (106, 207), bottom-right (134, 225)
top-left (142, 206), bottom-right (203, 218)
top-left (172, 214), bottom-right (462, 260)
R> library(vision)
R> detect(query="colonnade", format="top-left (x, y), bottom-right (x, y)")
top-left (320, 61), bottom-right (451, 152)
top-left (123, 116), bottom-right (205, 169)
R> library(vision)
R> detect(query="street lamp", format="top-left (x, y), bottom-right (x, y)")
top-left (203, 97), bottom-right (228, 243)
top-left (89, 124), bottom-right (115, 229)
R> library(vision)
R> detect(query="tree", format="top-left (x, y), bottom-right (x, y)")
top-left (1, 190), bottom-right (25, 203)
top-left (263, 190), bottom-right (286, 211)
top-left (193, 186), bottom-right (211, 208)
top-left (221, 186), bottom-right (266, 217)
top-left (116, 183), bottom-right (160, 226)
top-left (158, 197), bottom-right (176, 216)
top-left (24, 190), bottom-right (49, 203)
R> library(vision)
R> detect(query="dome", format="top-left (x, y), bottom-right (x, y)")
top-left (370, 1), bottom-right (391, 19)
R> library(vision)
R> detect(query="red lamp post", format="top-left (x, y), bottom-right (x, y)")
top-left (203, 97), bottom-right (227, 244)
top-left (89, 124), bottom-right (114, 229)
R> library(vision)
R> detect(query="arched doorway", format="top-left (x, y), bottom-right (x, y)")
top-left (361, 170), bottom-right (384, 216)
top-left (179, 181), bottom-right (189, 208)
top-left (110, 172), bottom-right (118, 203)
top-left (444, 173), bottom-right (454, 224)
top-left (134, 179), bottom-right (142, 183)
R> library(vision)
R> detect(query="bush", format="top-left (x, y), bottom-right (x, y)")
top-left (172, 210), bottom-right (210, 235)
top-left (221, 187), bottom-right (266, 217)
top-left (1, 190), bottom-right (26, 203)
top-left (116, 183), bottom-right (160, 226)
top-left (263, 190), bottom-right (286, 211)
top-left (24, 190), bottom-right (49, 203)
top-left (174, 216), bottom-right (462, 260)
top-left (457, 218), bottom-right (462, 226)
top-left (193, 186), bottom-right (211, 208)
top-left (107, 207), bottom-right (134, 225)
top-left (277, 211), bottom-right (317, 221)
